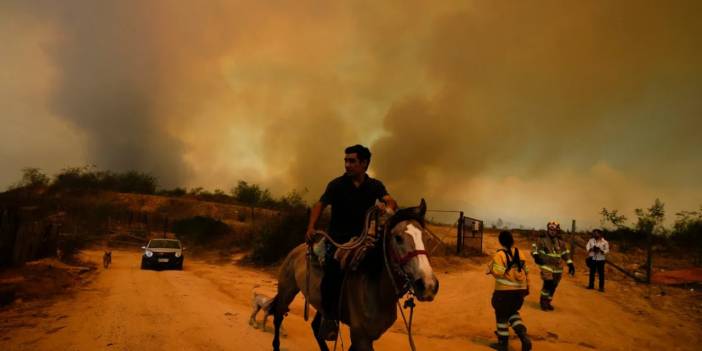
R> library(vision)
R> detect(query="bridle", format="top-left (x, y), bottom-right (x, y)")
top-left (390, 246), bottom-right (429, 266)
top-left (381, 217), bottom-right (427, 351)
top-left (382, 220), bottom-right (429, 296)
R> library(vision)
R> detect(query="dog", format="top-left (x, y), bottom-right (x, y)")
top-left (249, 290), bottom-right (274, 331)
top-left (103, 251), bottom-right (112, 269)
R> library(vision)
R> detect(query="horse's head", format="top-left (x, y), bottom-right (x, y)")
top-left (385, 199), bottom-right (439, 302)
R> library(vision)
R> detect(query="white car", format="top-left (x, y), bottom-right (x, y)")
top-left (140, 239), bottom-right (184, 270)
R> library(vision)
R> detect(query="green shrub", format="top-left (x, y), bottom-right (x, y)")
top-left (171, 216), bottom-right (233, 245)
top-left (671, 209), bottom-right (702, 264)
top-left (50, 166), bottom-right (156, 194)
top-left (249, 209), bottom-right (307, 265)
top-left (157, 187), bottom-right (187, 197)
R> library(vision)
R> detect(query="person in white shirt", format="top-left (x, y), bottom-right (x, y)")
top-left (586, 229), bottom-right (609, 292)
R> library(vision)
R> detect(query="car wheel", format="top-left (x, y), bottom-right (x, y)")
top-left (177, 261), bottom-right (183, 270)
top-left (140, 258), bottom-right (147, 270)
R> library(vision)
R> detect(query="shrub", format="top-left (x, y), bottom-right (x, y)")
top-left (57, 234), bottom-right (86, 263)
top-left (671, 209), bottom-right (702, 264)
top-left (171, 216), bottom-right (233, 245)
top-left (601, 227), bottom-right (643, 252)
top-left (276, 189), bottom-right (308, 210)
top-left (157, 187), bottom-right (187, 197)
top-left (249, 209), bottom-right (307, 265)
top-left (10, 168), bottom-right (50, 189)
top-left (50, 166), bottom-right (156, 194)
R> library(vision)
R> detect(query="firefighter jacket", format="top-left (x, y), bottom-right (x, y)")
top-left (488, 247), bottom-right (529, 291)
top-left (532, 234), bottom-right (572, 279)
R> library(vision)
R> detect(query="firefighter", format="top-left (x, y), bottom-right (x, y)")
top-left (531, 221), bottom-right (575, 311)
top-left (488, 231), bottom-right (532, 351)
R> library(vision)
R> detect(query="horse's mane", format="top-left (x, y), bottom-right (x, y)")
top-left (355, 200), bottom-right (427, 273)
top-left (385, 205), bottom-right (425, 232)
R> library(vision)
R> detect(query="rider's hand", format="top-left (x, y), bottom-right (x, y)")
top-left (376, 202), bottom-right (394, 216)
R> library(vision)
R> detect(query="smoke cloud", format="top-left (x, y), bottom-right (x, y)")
top-left (1, 0), bottom-right (700, 227)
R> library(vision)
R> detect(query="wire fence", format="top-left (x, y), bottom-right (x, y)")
top-left (425, 210), bottom-right (484, 256)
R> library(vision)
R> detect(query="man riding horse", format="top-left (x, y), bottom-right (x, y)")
top-left (305, 144), bottom-right (398, 341)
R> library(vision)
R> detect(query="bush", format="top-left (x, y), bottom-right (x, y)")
top-left (249, 209), bottom-right (307, 265)
top-left (171, 216), bottom-right (233, 245)
top-left (57, 234), bottom-right (86, 263)
top-left (157, 187), bottom-right (187, 197)
top-left (50, 166), bottom-right (156, 194)
top-left (10, 168), bottom-right (50, 190)
top-left (601, 228), bottom-right (645, 252)
top-left (671, 209), bottom-right (702, 264)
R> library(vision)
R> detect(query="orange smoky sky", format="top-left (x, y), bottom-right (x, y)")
top-left (1, 0), bottom-right (700, 228)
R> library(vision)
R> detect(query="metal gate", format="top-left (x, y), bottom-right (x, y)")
top-left (424, 210), bottom-right (484, 256)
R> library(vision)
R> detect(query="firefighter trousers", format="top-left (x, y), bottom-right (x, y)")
top-left (491, 290), bottom-right (528, 337)
top-left (540, 272), bottom-right (562, 301)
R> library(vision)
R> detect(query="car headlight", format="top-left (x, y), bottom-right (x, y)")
top-left (175, 251), bottom-right (181, 258)
top-left (145, 250), bottom-right (153, 258)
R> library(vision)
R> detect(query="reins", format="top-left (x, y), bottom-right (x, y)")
top-left (382, 219), bottom-right (420, 351)
top-left (311, 206), bottom-right (381, 250)
top-left (315, 206), bottom-right (422, 351)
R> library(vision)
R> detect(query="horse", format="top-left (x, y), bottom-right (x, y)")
top-left (271, 199), bottom-right (439, 351)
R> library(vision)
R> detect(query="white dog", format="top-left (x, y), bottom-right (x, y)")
top-left (249, 290), bottom-right (274, 331)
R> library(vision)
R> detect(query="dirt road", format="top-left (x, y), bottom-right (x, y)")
top-left (1, 243), bottom-right (700, 351)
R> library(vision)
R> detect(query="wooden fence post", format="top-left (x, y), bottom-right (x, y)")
top-left (646, 230), bottom-right (653, 284)
top-left (456, 211), bottom-right (464, 255)
top-left (479, 220), bottom-right (484, 254)
top-left (570, 219), bottom-right (577, 258)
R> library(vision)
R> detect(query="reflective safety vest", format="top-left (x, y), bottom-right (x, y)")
top-left (532, 235), bottom-right (572, 274)
top-left (488, 247), bottom-right (529, 291)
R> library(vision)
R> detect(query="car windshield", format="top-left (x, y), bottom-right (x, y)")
top-left (148, 240), bottom-right (181, 249)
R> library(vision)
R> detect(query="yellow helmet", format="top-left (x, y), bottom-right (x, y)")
top-left (546, 221), bottom-right (560, 231)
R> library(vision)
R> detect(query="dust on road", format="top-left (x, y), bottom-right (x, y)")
top-left (1, 243), bottom-right (700, 351)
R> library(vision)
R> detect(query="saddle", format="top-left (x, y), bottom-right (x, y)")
top-left (311, 236), bottom-right (376, 271)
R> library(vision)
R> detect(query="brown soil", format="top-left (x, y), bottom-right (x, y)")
top-left (0, 258), bottom-right (96, 305)
top-left (651, 268), bottom-right (702, 285)
top-left (0, 233), bottom-right (700, 351)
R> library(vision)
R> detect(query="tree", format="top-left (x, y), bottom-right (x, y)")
top-left (634, 198), bottom-right (666, 236)
top-left (278, 188), bottom-right (308, 210)
top-left (673, 209), bottom-right (701, 234)
top-left (231, 181), bottom-right (272, 221)
top-left (600, 207), bottom-right (628, 229)
top-left (672, 206), bottom-right (702, 264)
top-left (12, 167), bottom-right (49, 189)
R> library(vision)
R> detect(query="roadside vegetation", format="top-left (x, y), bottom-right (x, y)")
top-left (1, 167), bottom-right (310, 268)
top-left (599, 199), bottom-right (702, 264)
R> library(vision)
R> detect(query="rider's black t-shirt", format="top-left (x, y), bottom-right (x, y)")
top-left (320, 173), bottom-right (388, 243)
